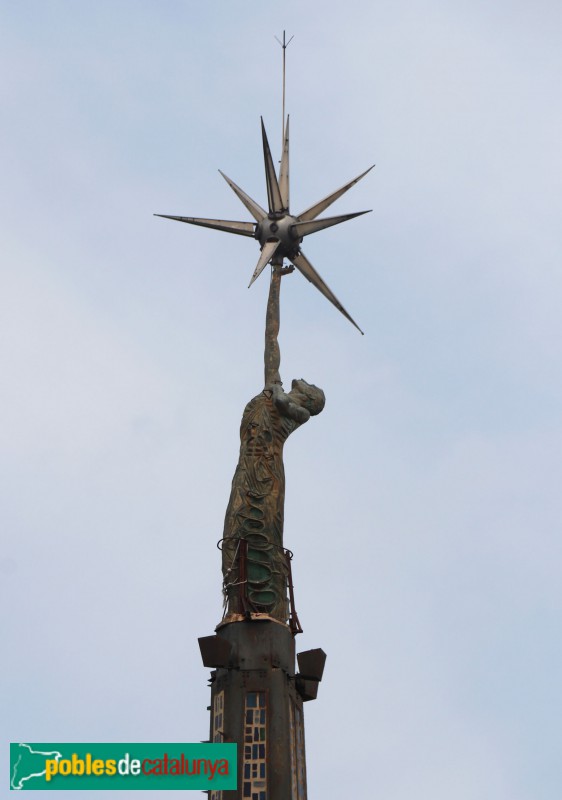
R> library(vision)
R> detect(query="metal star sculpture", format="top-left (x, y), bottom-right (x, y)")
top-left (155, 117), bottom-right (373, 334)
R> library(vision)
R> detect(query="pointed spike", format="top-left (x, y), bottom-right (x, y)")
top-left (249, 239), bottom-right (281, 287)
top-left (279, 115), bottom-right (290, 211)
top-left (290, 250), bottom-right (364, 334)
top-left (291, 210), bottom-right (371, 239)
top-left (297, 165), bottom-right (375, 222)
top-left (218, 170), bottom-right (267, 222)
top-left (261, 118), bottom-right (284, 214)
top-left (154, 214), bottom-right (256, 237)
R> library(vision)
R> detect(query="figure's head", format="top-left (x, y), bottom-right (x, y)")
top-left (288, 379), bottom-right (325, 416)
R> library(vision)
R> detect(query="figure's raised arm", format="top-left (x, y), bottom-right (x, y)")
top-left (264, 266), bottom-right (284, 388)
top-left (264, 264), bottom-right (325, 423)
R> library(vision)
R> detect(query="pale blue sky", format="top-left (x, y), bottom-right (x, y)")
top-left (2, 2), bottom-right (562, 798)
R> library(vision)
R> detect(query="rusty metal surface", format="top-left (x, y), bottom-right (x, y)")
top-left (216, 611), bottom-right (290, 630)
top-left (218, 538), bottom-right (302, 634)
top-left (207, 619), bottom-right (308, 800)
top-left (285, 549), bottom-right (303, 635)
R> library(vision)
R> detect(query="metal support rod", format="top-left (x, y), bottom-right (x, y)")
top-left (275, 30), bottom-right (294, 150)
top-left (286, 551), bottom-right (303, 636)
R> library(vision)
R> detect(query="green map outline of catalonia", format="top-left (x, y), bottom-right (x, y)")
top-left (11, 743), bottom-right (63, 790)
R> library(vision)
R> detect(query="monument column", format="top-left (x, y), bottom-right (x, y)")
top-left (157, 95), bottom-right (370, 799)
top-left (198, 266), bottom-right (326, 800)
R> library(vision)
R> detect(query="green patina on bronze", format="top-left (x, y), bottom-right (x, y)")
top-left (221, 267), bottom-right (325, 623)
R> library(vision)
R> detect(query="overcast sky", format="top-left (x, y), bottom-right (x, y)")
top-left (2, 2), bottom-right (562, 798)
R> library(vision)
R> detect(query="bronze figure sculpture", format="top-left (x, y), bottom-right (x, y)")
top-left (156, 113), bottom-right (372, 627)
top-left (221, 267), bottom-right (325, 624)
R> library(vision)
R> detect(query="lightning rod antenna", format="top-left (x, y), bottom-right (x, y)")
top-left (275, 31), bottom-right (294, 151)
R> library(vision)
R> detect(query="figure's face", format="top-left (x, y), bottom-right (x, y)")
top-left (289, 379), bottom-right (325, 416)
top-left (289, 379), bottom-right (307, 405)
top-left (291, 378), bottom-right (318, 393)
